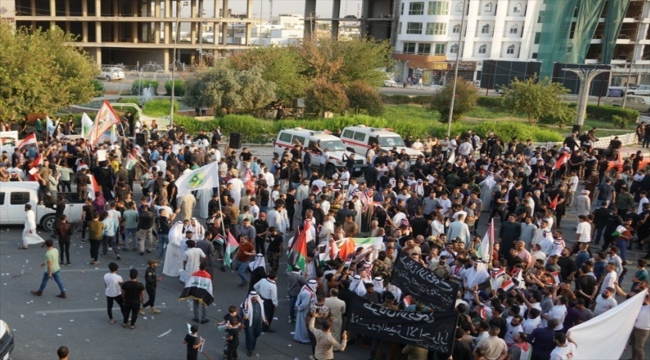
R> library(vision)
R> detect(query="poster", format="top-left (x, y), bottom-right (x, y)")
top-left (97, 150), bottom-right (107, 162)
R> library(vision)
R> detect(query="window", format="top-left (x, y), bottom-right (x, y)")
top-left (484, 2), bottom-right (493, 13)
top-left (403, 42), bottom-right (417, 54)
top-left (510, 25), bottom-right (518, 34)
top-left (10, 192), bottom-right (30, 205)
top-left (0, 192), bottom-right (4, 205)
top-left (279, 132), bottom-right (292, 143)
top-left (292, 136), bottom-right (305, 145)
top-left (478, 44), bottom-right (487, 54)
top-left (481, 24), bottom-right (490, 34)
top-left (398, 22), bottom-right (402, 34)
top-left (537, 11), bottom-right (545, 23)
top-left (534, 32), bottom-right (541, 44)
top-left (342, 130), bottom-right (354, 139)
top-left (418, 43), bottom-right (431, 55)
top-left (409, 2), bottom-right (425, 15)
top-left (532, 52), bottom-right (538, 59)
top-left (513, 2), bottom-right (522, 13)
top-left (353, 132), bottom-right (366, 142)
top-left (450, 44), bottom-right (459, 53)
top-left (455, 2), bottom-right (464, 12)
top-left (401, 2), bottom-right (404, 15)
top-left (434, 43), bottom-right (446, 55)
top-left (426, 22), bottom-right (446, 35)
top-left (452, 24), bottom-right (461, 33)
top-left (428, 1), bottom-right (449, 15)
top-left (407, 22), bottom-right (423, 34)
top-left (507, 45), bottom-right (515, 54)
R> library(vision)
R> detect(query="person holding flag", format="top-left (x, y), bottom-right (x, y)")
top-left (179, 262), bottom-right (214, 324)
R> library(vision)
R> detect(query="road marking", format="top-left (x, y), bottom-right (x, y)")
top-left (36, 305), bottom-right (168, 314)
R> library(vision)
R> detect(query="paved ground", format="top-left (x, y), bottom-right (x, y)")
top-left (2, 145), bottom-right (650, 359)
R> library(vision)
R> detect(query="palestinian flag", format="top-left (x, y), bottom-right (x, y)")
top-left (287, 219), bottom-right (312, 272)
top-left (550, 271), bottom-right (561, 285)
top-left (612, 225), bottom-right (632, 240)
top-left (179, 269), bottom-right (214, 306)
top-left (338, 237), bottom-right (357, 262)
top-left (125, 153), bottom-right (138, 170)
top-left (224, 231), bottom-right (239, 268)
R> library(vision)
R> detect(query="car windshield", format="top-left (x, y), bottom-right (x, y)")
top-left (378, 136), bottom-right (405, 147)
top-left (319, 139), bottom-right (345, 151)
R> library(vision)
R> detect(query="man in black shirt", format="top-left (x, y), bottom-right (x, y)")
top-left (266, 227), bottom-right (284, 272)
top-left (208, 193), bottom-right (220, 216)
top-left (121, 268), bottom-right (145, 329)
top-left (253, 214), bottom-right (269, 255)
top-left (137, 205), bottom-right (155, 256)
top-left (156, 210), bottom-right (172, 258)
top-left (285, 188), bottom-right (297, 231)
top-left (141, 259), bottom-right (162, 315)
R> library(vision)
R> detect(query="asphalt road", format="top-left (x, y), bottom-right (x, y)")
top-left (2, 145), bottom-right (650, 359)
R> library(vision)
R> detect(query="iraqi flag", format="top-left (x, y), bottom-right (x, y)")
top-left (86, 173), bottom-right (100, 200)
top-left (549, 194), bottom-right (559, 210)
top-left (477, 218), bottom-right (494, 263)
top-left (501, 279), bottom-right (515, 291)
top-left (224, 231), bottom-right (239, 268)
top-left (287, 218), bottom-right (312, 272)
top-left (338, 237), bottom-right (357, 262)
top-left (554, 153), bottom-right (569, 170)
top-left (325, 237), bottom-right (339, 262)
top-left (30, 154), bottom-right (43, 169)
top-left (17, 133), bottom-right (37, 149)
top-left (179, 269), bottom-right (214, 306)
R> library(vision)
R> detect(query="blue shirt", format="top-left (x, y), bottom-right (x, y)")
top-left (575, 251), bottom-right (590, 269)
top-left (594, 260), bottom-right (606, 281)
top-left (529, 327), bottom-right (556, 359)
top-left (150, 149), bottom-right (159, 162)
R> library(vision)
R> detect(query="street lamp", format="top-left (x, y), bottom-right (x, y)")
top-left (562, 68), bottom-right (610, 133)
top-left (446, 0), bottom-right (466, 137)
top-left (170, 1), bottom-right (187, 128)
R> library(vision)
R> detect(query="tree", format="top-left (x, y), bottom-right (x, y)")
top-left (430, 79), bottom-right (479, 123)
top-left (500, 76), bottom-right (570, 125)
top-left (346, 81), bottom-right (384, 116)
top-left (0, 24), bottom-right (98, 119)
top-left (305, 79), bottom-right (349, 117)
top-left (230, 47), bottom-right (307, 102)
top-left (183, 63), bottom-right (276, 115)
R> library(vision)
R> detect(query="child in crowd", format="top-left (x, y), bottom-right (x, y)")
top-left (183, 324), bottom-right (204, 360)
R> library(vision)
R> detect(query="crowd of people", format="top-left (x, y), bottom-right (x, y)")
top-left (5, 117), bottom-right (650, 360)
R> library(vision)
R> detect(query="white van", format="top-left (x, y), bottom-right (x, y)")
top-left (274, 128), bottom-right (367, 177)
top-left (340, 125), bottom-right (424, 162)
top-left (0, 182), bottom-right (84, 232)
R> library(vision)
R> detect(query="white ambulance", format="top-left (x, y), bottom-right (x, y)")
top-left (274, 128), bottom-right (367, 177)
top-left (340, 125), bottom-right (424, 162)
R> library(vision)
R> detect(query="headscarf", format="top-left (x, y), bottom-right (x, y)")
top-left (299, 279), bottom-right (318, 304)
top-left (168, 221), bottom-right (184, 247)
top-left (241, 291), bottom-right (266, 326)
top-left (385, 284), bottom-right (403, 302)
top-left (350, 275), bottom-right (367, 296)
top-left (248, 254), bottom-right (267, 271)
top-left (372, 277), bottom-right (384, 294)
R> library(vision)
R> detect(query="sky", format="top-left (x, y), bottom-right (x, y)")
top-left (184, 0), bottom-right (363, 20)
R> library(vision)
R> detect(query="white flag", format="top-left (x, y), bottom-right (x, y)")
top-left (567, 290), bottom-right (647, 359)
top-left (81, 113), bottom-right (94, 138)
top-left (447, 151), bottom-right (456, 164)
top-left (175, 162), bottom-right (220, 198)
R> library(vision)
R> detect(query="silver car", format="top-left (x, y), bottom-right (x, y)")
top-left (607, 95), bottom-right (650, 114)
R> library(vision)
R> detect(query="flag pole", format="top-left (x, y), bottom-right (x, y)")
top-left (214, 166), bottom-right (227, 241)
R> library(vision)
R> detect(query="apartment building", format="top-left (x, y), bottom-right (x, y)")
top-left (394, 0), bottom-right (541, 84)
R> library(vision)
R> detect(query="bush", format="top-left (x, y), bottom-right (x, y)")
top-left (215, 115), bottom-right (274, 143)
top-left (611, 115), bottom-right (629, 129)
top-left (130, 80), bottom-right (159, 96)
top-left (91, 79), bottom-right (104, 96)
top-left (411, 95), bottom-right (433, 105)
top-left (346, 81), bottom-right (384, 116)
top-left (585, 104), bottom-right (639, 124)
top-left (472, 122), bottom-right (564, 142)
top-left (305, 80), bottom-right (349, 116)
top-left (141, 99), bottom-right (178, 117)
top-left (477, 96), bottom-right (503, 108)
top-left (538, 105), bottom-right (575, 128)
top-left (164, 80), bottom-right (185, 96)
top-left (430, 79), bottom-right (478, 123)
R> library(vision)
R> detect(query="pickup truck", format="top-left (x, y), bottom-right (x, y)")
top-left (596, 148), bottom-right (650, 172)
top-left (0, 182), bottom-right (84, 232)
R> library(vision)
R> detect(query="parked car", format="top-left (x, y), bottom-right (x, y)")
top-left (0, 182), bottom-right (85, 232)
top-left (98, 67), bottom-right (125, 82)
top-left (383, 79), bottom-right (398, 87)
top-left (604, 95), bottom-right (650, 114)
top-left (627, 84), bottom-right (650, 96)
top-left (0, 320), bottom-right (14, 360)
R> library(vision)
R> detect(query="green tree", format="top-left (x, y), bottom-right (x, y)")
top-left (346, 81), bottom-right (384, 116)
top-left (500, 76), bottom-right (570, 125)
top-left (305, 79), bottom-right (349, 117)
top-left (230, 47), bottom-right (307, 102)
top-left (183, 64), bottom-right (275, 115)
top-left (0, 24), bottom-right (98, 119)
top-left (430, 79), bottom-right (478, 123)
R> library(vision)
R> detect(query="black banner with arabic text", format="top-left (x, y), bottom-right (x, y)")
top-left (347, 295), bottom-right (457, 353)
top-left (390, 251), bottom-right (459, 312)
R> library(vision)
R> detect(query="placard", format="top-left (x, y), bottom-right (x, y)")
top-left (97, 150), bottom-right (107, 162)
top-left (390, 251), bottom-right (459, 312)
top-left (347, 295), bottom-right (457, 354)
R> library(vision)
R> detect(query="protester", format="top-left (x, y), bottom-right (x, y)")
top-left (104, 262), bottom-right (124, 324)
top-left (121, 268), bottom-right (145, 329)
top-left (30, 239), bottom-right (66, 298)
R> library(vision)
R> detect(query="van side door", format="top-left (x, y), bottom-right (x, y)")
top-left (8, 191), bottom-right (31, 223)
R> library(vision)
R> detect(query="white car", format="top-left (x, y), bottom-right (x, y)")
top-left (383, 79), bottom-right (398, 87)
top-left (627, 84), bottom-right (650, 96)
top-left (98, 67), bottom-right (125, 81)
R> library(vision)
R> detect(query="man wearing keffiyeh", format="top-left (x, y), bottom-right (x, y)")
top-left (294, 279), bottom-right (318, 343)
top-left (240, 290), bottom-right (267, 357)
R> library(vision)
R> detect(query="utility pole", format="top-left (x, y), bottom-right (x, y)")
top-left (269, 0), bottom-right (273, 23)
top-left (563, 68), bottom-right (610, 133)
top-left (446, 0), bottom-right (467, 137)
top-left (171, 1), bottom-right (187, 128)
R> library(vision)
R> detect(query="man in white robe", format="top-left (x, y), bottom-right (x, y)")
top-left (479, 175), bottom-right (496, 212)
top-left (227, 177), bottom-right (244, 207)
top-left (352, 196), bottom-right (363, 234)
top-left (181, 239), bottom-right (206, 284)
top-left (163, 221), bottom-right (184, 277)
top-left (463, 260), bottom-right (489, 303)
top-left (21, 204), bottom-right (44, 249)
